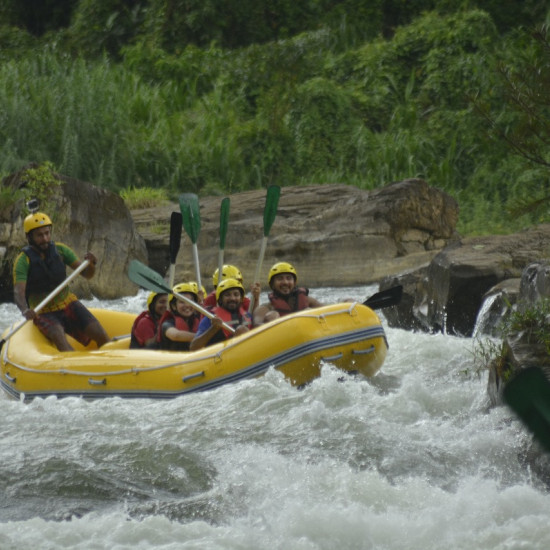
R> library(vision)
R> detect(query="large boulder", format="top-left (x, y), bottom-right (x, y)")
top-left (132, 178), bottom-right (459, 288)
top-left (0, 168), bottom-right (147, 302)
top-left (381, 225), bottom-right (550, 336)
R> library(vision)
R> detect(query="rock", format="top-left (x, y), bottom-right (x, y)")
top-left (473, 278), bottom-right (520, 338)
top-left (132, 178), bottom-right (459, 289)
top-left (0, 167), bottom-right (147, 302)
top-left (484, 261), bottom-right (550, 406)
top-left (485, 262), bottom-right (550, 485)
top-left (381, 226), bottom-right (550, 336)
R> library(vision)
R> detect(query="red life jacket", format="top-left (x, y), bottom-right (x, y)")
top-left (130, 311), bottom-right (157, 349)
top-left (268, 287), bottom-right (309, 316)
top-left (211, 304), bottom-right (252, 339)
top-left (156, 310), bottom-right (200, 350)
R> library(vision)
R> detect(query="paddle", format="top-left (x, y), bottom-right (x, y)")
top-left (249, 185), bottom-right (281, 312)
top-left (0, 259), bottom-right (90, 352)
top-left (128, 260), bottom-right (235, 334)
top-left (363, 285), bottom-right (403, 311)
top-left (217, 197), bottom-right (230, 287)
top-left (503, 366), bottom-right (550, 453)
top-left (168, 211), bottom-right (183, 288)
top-left (179, 193), bottom-right (202, 289)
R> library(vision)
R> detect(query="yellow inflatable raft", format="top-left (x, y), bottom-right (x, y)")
top-left (0, 303), bottom-right (387, 401)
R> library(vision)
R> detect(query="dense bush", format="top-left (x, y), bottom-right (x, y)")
top-left (0, 3), bottom-right (549, 235)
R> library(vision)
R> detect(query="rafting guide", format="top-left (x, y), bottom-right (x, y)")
top-left (12, 199), bottom-right (109, 352)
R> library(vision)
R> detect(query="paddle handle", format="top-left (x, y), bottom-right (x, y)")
top-left (248, 236), bottom-right (268, 313)
top-left (191, 243), bottom-right (202, 289)
top-left (217, 249), bottom-right (224, 291)
top-left (173, 290), bottom-right (235, 334)
top-left (0, 259), bottom-right (90, 348)
top-left (168, 264), bottom-right (176, 289)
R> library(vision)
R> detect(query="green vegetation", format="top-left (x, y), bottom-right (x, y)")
top-left (474, 299), bottom-right (550, 380)
top-left (0, 161), bottom-right (60, 214)
top-left (0, 1), bottom-right (549, 235)
top-left (120, 186), bottom-right (170, 209)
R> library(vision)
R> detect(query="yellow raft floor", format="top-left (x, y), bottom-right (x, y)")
top-left (1, 303), bottom-right (388, 401)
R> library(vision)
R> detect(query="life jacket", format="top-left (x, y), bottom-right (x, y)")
top-left (23, 243), bottom-right (66, 302)
top-left (268, 287), bottom-right (309, 316)
top-left (157, 310), bottom-right (200, 351)
top-left (211, 304), bottom-right (252, 340)
top-left (130, 311), bottom-right (158, 349)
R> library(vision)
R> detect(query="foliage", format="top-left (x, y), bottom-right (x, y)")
top-left (501, 299), bottom-right (550, 355)
top-left (474, 298), bottom-right (550, 379)
top-left (0, 5), bottom-right (549, 236)
top-left (20, 161), bottom-right (62, 215)
top-left (67, 0), bottom-right (148, 59)
top-left (0, 0), bottom-right (76, 36)
top-left (120, 186), bottom-right (170, 209)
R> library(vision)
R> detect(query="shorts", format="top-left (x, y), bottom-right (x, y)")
top-left (34, 300), bottom-right (98, 346)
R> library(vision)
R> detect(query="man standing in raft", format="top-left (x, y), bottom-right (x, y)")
top-left (253, 262), bottom-right (324, 325)
top-left (13, 210), bottom-right (110, 351)
top-left (190, 278), bottom-right (252, 350)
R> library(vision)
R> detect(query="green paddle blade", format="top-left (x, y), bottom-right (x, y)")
top-left (179, 193), bottom-right (201, 244)
top-left (363, 285), bottom-right (403, 310)
top-left (504, 366), bottom-right (550, 453)
top-left (219, 197), bottom-right (230, 250)
top-left (169, 211), bottom-right (183, 264)
top-left (128, 260), bottom-right (171, 295)
top-left (263, 185), bottom-right (281, 237)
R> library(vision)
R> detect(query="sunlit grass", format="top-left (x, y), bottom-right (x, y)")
top-left (120, 187), bottom-right (170, 209)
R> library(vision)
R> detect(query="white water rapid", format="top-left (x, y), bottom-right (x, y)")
top-left (1, 287), bottom-right (549, 550)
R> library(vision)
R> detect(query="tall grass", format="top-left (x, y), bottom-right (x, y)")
top-left (0, 8), bottom-right (548, 236)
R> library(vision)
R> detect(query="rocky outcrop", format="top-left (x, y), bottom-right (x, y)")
top-left (0, 168), bottom-right (147, 302)
top-left (133, 178), bottom-right (459, 289)
top-left (0, 174), bottom-right (460, 303)
top-left (382, 226), bottom-right (550, 336)
top-left (486, 262), bottom-right (550, 399)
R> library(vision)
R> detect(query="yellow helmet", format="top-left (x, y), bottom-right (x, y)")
top-left (268, 262), bottom-right (297, 286)
top-left (146, 292), bottom-right (158, 308)
top-left (189, 281), bottom-right (206, 297)
top-left (212, 264), bottom-right (243, 287)
top-left (147, 291), bottom-right (168, 311)
top-left (23, 212), bottom-right (53, 234)
top-left (216, 277), bottom-right (245, 303)
top-left (171, 282), bottom-right (198, 303)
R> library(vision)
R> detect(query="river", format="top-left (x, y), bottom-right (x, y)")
top-left (1, 286), bottom-right (549, 550)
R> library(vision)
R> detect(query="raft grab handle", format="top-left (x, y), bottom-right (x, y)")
top-left (182, 371), bottom-right (205, 383)
top-left (352, 346), bottom-right (375, 355)
top-left (321, 352), bottom-right (343, 362)
top-left (5, 372), bottom-right (16, 383)
top-left (88, 378), bottom-right (107, 386)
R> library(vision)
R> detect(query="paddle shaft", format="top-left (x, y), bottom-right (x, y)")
top-left (191, 244), bottom-right (202, 290)
top-left (218, 197), bottom-right (230, 284)
top-left (168, 212), bottom-right (183, 288)
top-left (249, 186), bottom-right (280, 312)
top-left (248, 237), bottom-right (268, 313)
top-left (179, 194), bottom-right (202, 289)
top-left (0, 259), bottom-right (90, 350)
top-left (173, 289), bottom-right (235, 334)
top-left (128, 261), bottom-right (235, 334)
